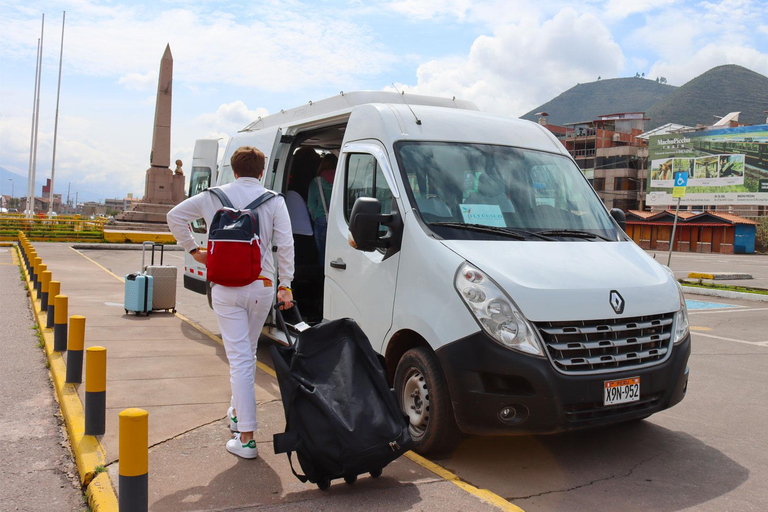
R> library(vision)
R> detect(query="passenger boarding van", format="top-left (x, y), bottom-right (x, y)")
top-left (185, 92), bottom-right (690, 454)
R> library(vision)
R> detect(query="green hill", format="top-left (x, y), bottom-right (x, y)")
top-left (646, 65), bottom-right (768, 129)
top-left (520, 77), bottom-right (677, 126)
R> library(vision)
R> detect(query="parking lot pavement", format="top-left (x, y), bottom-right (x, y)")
top-left (25, 243), bottom-right (768, 511)
top-left (648, 250), bottom-right (768, 289)
top-left (23, 243), bottom-right (510, 512)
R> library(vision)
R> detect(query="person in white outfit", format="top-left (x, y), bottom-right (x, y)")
top-left (167, 146), bottom-right (294, 459)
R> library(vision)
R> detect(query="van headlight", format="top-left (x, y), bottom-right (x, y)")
top-left (454, 263), bottom-right (544, 356)
top-left (673, 282), bottom-right (690, 344)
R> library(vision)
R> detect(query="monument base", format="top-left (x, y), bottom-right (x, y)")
top-left (115, 202), bottom-right (175, 224)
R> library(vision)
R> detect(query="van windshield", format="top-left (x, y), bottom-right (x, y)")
top-left (394, 141), bottom-right (619, 241)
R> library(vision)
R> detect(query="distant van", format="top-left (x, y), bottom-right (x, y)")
top-left (185, 92), bottom-right (690, 454)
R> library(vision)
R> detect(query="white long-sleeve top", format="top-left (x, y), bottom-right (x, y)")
top-left (166, 177), bottom-right (294, 289)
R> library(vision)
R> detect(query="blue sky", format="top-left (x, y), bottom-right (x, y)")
top-left (1, 0), bottom-right (767, 202)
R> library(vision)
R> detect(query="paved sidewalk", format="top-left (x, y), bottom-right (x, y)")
top-left (29, 243), bottom-right (506, 511)
top-left (0, 245), bottom-right (85, 511)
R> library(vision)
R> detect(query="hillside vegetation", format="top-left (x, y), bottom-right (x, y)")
top-left (521, 65), bottom-right (768, 129)
top-left (646, 65), bottom-right (768, 129)
top-left (520, 78), bottom-right (677, 126)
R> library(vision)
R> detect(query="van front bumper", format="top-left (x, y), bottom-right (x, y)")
top-left (435, 331), bottom-right (690, 436)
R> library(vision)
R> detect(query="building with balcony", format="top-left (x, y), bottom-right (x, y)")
top-left (561, 112), bottom-right (648, 211)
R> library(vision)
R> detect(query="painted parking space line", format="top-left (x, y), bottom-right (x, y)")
top-left (692, 332), bottom-right (768, 347)
top-left (685, 299), bottom-right (740, 310)
top-left (688, 307), bottom-right (768, 315)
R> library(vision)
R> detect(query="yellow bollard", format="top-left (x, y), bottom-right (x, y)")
top-left (40, 270), bottom-right (52, 311)
top-left (85, 346), bottom-right (107, 436)
top-left (53, 295), bottom-right (68, 352)
top-left (32, 256), bottom-right (42, 294)
top-left (119, 408), bottom-right (149, 512)
top-left (35, 263), bottom-right (47, 298)
top-left (66, 316), bottom-right (86, 384)
top-left (47, 281), bottom-right (61, 329)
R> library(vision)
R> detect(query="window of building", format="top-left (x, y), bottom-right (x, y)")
top-left (593, 178), bottom-right (605, 191)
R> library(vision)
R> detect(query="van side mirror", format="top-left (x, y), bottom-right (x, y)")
top-left (349, 197), bottom-right (402, 256)
top-left (610, 208), bottom-right (626, 232)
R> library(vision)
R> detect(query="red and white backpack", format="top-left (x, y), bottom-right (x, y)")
top-left (205, 188), bottom-right (280, 287)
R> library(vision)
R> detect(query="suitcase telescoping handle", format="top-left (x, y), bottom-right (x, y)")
top-left (151, 242), bottom-right (164, 265)
top-left (273, 302), bottom-right (308, 349)
top-left (141, 241), bottom-right (153, 272)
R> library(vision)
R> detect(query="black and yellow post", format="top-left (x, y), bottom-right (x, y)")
top-left (35, 263), bottom-right (47, 298)
top-left (32, 256), bottom-right (42, 295)
top-left (119, 408), bottom-right (148, 512)
top-left (47, 281), bottom-right (61, 329)
top-left (53, 295), bottom-right (69, 352)
top-left (28, 251), bottom-right (37, 277)
top-left (66, 316), bottom-right (86, 384)
top-left (40, 270), bottom-right (52, 311)
top-left (85, 346), bottom-right (106, 436)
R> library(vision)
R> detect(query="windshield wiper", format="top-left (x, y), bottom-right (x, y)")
top-left (536, 229), bottom-right (612, 241)
top-left (429, 222), bottom-right (555, 241)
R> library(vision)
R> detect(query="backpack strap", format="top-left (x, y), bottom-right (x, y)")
top-left (245, 190), bottom-right (281, 211)
top-left (207, 187), bottom-right (234, 209)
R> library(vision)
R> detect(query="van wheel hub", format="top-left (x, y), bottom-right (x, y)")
top-left (402, 368), bottom-right (430, 438)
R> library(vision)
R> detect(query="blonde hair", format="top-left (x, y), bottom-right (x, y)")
top-left (231, 146), bottom-right (265, 178)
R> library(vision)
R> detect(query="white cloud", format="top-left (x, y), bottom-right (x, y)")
top-left (193, 101), bottom-right (269, 138)
top-left (392, 8), bottom-right (624, 116)
top-left (0, 3), bottom-right (396, 91)
top-left (603, 0), bottom-right (676, 21)
top-left (118, 71), bottom-right (156, 91)
top-left (386, 0), bottom-right (474, 21)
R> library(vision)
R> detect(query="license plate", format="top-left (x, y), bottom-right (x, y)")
top-left (603, 377), bottom-right (640, 406)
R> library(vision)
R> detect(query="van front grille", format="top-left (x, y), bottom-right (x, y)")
top-left (535, 313), bottom-right (675, 374)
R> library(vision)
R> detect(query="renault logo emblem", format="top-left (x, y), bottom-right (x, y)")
top-left (610, 290), bottom-right (625, 314)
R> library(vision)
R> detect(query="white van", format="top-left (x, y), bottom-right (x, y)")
top-left (185, 91), bottom-right (690, 454)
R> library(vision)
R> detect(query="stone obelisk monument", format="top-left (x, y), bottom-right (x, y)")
top-left (117, 44), bottom-right (184, 224)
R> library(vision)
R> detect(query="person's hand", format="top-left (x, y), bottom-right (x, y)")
top-left (277, 287), bottom-right (294, 309)
top-left (192, 249), bottom-right (207, 265)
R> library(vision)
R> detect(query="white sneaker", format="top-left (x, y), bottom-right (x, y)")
top-left (227, 406), bottom-right (239, 432)
top-left (226, 433), bottom-right (258, 459)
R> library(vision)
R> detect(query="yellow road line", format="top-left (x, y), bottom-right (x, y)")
top-left (689, 326), bottom-right (712, 331)
top-left (72, 244), bottom-right (521, 511)
top-left (16, 245), bottom-right (119, 511)
top-left (70, 246), bottom-right (126, 282)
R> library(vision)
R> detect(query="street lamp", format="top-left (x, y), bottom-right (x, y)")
top-left (8, 179), bottom-right (14, 207)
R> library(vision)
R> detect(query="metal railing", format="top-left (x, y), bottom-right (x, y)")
top-left (0, 214), bottom-right (107, 241)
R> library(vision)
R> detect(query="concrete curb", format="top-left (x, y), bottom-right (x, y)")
top-left (103, 231), bottom-right (176, 244)
top-left (72, 243), bottom-right (183, 251)
top-left (682, 284), bottom-right (768, 302)
top-left (15, 244), bottom-right (119, 511)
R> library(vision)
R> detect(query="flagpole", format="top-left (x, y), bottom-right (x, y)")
top-left (26, 38), bottom-right (41, 217)
top-left (48, 11), bottom-right (65, 216)
top-left (30, 13), bottom-right (45, 215)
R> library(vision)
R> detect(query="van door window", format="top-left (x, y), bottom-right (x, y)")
top-left (344, 153), bottom-right (393, 235)
top-left (189, 166), bottom-right (212, 233)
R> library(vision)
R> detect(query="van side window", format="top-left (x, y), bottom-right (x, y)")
top-left (344, 154), bottom-right (393, 233)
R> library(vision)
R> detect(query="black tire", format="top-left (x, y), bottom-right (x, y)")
top-left (394, 347), bottom-right (462, 456)
top-left (344, 475), bottom-right (357, 485)
top-left (369, 468), bottom-right (382, 479)
top-left (317, 478), bottom-right (331, 491)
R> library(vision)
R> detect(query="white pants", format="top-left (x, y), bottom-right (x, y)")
top-left (211, 279), bottom-right (273, 432)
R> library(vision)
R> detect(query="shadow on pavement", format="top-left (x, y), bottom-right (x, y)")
top-left (436, 420), bottom-right (748, 511)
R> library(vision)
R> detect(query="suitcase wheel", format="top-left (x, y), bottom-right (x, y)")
top-left (344, 475), bottom-right (357, 485)
top-left (370, 468), bottom-right (382, 479)
top-left (317, 478), bottom-right (331, 491)
top-left (124, 309), bottom-right (128, 314)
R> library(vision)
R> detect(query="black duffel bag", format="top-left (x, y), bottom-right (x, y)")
top-left (271, 303), bottom-right (412, 491)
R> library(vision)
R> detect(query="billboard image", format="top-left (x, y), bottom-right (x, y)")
top-left (646, 124), bottom-right (768, 206)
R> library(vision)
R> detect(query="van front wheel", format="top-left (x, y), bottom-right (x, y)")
top-left (395, 347), bottom-right (461, 455)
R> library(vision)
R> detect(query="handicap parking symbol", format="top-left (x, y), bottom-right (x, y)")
top-left (674, 172), bottom-right (689, 187)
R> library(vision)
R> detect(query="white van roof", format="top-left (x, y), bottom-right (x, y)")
top-left (241, 91), bottom-right (478, 132)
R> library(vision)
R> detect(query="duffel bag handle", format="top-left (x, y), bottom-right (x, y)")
top-left (273, 301), bottom-right (306, 348)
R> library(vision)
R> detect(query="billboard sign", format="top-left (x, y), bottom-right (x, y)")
top-left (646, 124), bottom-right (768, 206)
